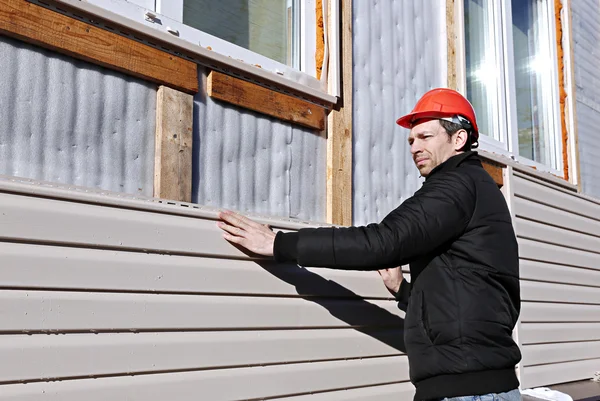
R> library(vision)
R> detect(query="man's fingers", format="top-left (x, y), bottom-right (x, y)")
top-left (218, 222), bottom-right (246, 238)
top-left (218, 210), bottom-right (252, 230)
top-left (223, 233), bottom-right (244, 244)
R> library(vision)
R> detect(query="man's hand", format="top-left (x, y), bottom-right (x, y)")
top-left (217, 210), bottom-right (276, 256)
top-left (378, 267), bottom-right (404, 296)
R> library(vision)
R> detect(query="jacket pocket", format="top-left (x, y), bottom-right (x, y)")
top-left (417, 292), bottom-right (434, 345)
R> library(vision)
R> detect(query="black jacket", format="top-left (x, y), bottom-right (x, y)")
top-left (274, 151), bottom-right (521, 400)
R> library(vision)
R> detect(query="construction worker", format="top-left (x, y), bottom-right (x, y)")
top-left (217, 88), bottom-right (522, 401)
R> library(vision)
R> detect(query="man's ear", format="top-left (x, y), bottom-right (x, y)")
top-left (454, 129), bottom-right (469, 151)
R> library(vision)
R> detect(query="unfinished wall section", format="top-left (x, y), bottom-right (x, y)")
top-left (571, 0), bottom-right (600, 198)
top-left (0, 36), bottom-right (156, 196)
top-left (192, 67), bottom-right (327, 222)
top-left (352, 0), bottom-right (447, 225)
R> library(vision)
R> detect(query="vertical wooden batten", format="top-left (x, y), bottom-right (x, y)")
top-left (446, 0), bottom-right (458, 90)
top-left (326, 0), bottom-right (353, 226)
top-left (154, 86), bottom-right (194, 202)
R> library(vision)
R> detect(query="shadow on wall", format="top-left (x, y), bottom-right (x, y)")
top-left (256, 260), bottom-right (407, 353)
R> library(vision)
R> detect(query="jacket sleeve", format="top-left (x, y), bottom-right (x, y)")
top-left (274, 170), bottom-right (476, 269)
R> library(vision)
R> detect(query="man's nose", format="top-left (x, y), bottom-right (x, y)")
top-left (410, 140), bottom-right (421, 155)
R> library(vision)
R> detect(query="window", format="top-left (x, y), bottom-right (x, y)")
top-left (460, 0), bottom-right (562, 173)
top-left (182, 0), bottom-right (300, 68)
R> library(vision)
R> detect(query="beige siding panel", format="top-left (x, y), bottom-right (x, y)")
top-left (277, 382), bottom-right (415, 401)
top-left (0, 192), bottom-right (250, 258)
top-left (521, 358), bottom-right (600, 389)
top-left (522, 341), bottom-right (600, 366)
top-left (520, 260), bottom-right (600, 288)
top-left (520, 323), bottom-right (600, 344)
top-left (514, 197), bottom-right (600, 238)
top-left (520, 302), bottom-right (600, 322)
top-left (0, 330), bottom-right (401, 383)
top-left (0, 242), bottom-right (391, 299)
top-left (513, 175), bottom-right (600, 219)
top-left (0, 291), bottom-right (403, 332)
top-left (515, 217), bottom-right (600, 253)
top-left (519, 238), bottom-right (600, 271)
top-left (0, 356), bottom-right (408, 401)
top-left (521, 281), bottom-right (600, 304)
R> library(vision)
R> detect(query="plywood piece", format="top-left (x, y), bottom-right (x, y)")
top-left (206, 70), bottom-right (326, 130)
top-left (326, 0), bottom-right (352, 226)
top-left (0, 0), bottom-right (198, 93)
top-left (0, 329), bottom-right (401, 382)
top-left (481, 159), bottom-right (504, 186)
top-left (154, 86), bottom-right (193, 202)
top-left (0, 357), bottom-right (408, 401)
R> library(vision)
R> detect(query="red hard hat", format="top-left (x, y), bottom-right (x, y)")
top-left (396, 88), bottom-right (479, 140)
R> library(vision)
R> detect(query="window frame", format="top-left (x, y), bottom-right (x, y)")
top-left (55, 0), bottom-right (339, 104)
top-left (456, 0), bottom-right (564, 176)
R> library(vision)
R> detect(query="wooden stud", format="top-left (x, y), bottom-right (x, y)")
top-left (154, 86), bottom-right (194, 202)
top-left (482, 159), bottom-right (504, 187)
top-left (206, 70), bottom-right (326, 130)
top-left (446, 0), bottom-right (458, 90)
top-left (326, 0), bottom-right (352, 226)
top-left (0, 0), bottom-right (198, 94)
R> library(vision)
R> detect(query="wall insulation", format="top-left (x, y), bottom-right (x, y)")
top-left (571, 0), bottom-right (600, 198)
top-left (352, 0), bottom-right (447, 225)
top-left (192, 67), bottom-right (326, 222)
top-left (0, 35), bottom-right (156, 197)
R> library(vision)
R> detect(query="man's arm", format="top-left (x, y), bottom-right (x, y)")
top-left (218, 170), bottom-right (475, 270)
top-left (274, 171), bottom-right (476, 269)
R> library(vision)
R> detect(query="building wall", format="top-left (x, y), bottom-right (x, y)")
top-left (571, 0), bottom-right (600, 198)
top-left (0, 176), bottom-right (408, 400)
top-left (0, 35), bottom-right (156, 197)
top-left (352, 0), bottom-right (446, 225)
top-left (192, 67), bottom-right (326, 222)
top-left (512, 171), bottom-right (600, 388)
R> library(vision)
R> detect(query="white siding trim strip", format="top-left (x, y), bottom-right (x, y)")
top-left (273, 382), bottom-right (415, 401)
top-left (520, 260), bottom-right (600, 288)
top-left (521, 302), bottom-right (600, 323)
top-left (521, 281), bottom-right (600, 305)
top-left (521, 358), bottom-right (600, 388)
top-left (516, 217), bottom-right (600, 255)
top-left (519, 238), bottom-right (600, 272)
top-left (0, 357), bottom-right (409, 401)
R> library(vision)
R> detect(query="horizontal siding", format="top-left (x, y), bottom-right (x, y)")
top-left (513, 174), bottom-right (600, 389)
top-left (0, 357), bottom-right (407, 401)
top-left (0, 330), bottom-right (400, 383)
top-left (0, 179), bottom-right (408, 399)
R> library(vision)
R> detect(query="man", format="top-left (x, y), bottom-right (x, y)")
top-left (218, 88), bottom-right (522, 401)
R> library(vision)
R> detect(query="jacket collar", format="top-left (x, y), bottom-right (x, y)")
top-left (425, 151), bottom-right (480, 180)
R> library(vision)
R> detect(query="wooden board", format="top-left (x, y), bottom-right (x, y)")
top-left (446, 0), bottom-right (457, 90)
top-left (326, 0), bottom-right (353, 226)
top-left (154, 86), bottom-right (194, 202)
top-left (0, 0), bottom-right (198, 93)
top-left (481, 159), bottom-right (504, 186)
top-left (206, 70), bottom-right (326, 130)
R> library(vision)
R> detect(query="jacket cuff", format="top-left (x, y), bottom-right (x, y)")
top-left (394, 278), bottom-right (411, 312)
top-left (273, 231), bottom-right (299, 263)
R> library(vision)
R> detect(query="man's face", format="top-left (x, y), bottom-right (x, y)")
top-left (408, 119), bottom-right (460, 177)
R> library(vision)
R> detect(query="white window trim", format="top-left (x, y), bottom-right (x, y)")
top-left (456, 0), bottom-right (564, 178)
top-left (52, 0), bottom-right (338, 105)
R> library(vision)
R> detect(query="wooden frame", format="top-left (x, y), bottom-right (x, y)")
top-left (206, 71), bottom-right (326, 131)
top-left (0, 0), bottom-right (198, 94)
top-left (326, 0), bottom-right (353, 226)
top-left (154, 86), bottom-right (194, 202)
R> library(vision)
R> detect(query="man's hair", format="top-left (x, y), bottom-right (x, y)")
top-left (439, 119), bottom-right (477, 151)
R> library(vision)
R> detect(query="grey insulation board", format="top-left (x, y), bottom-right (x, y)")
top-left (192, 67), bottom-right (326, 222)
top-left (571, 0), bottom-right (600, 199)
top-left (352, 0), bottom-right (446, 225)
top-left (0, 35), bottom-right (156, 197)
